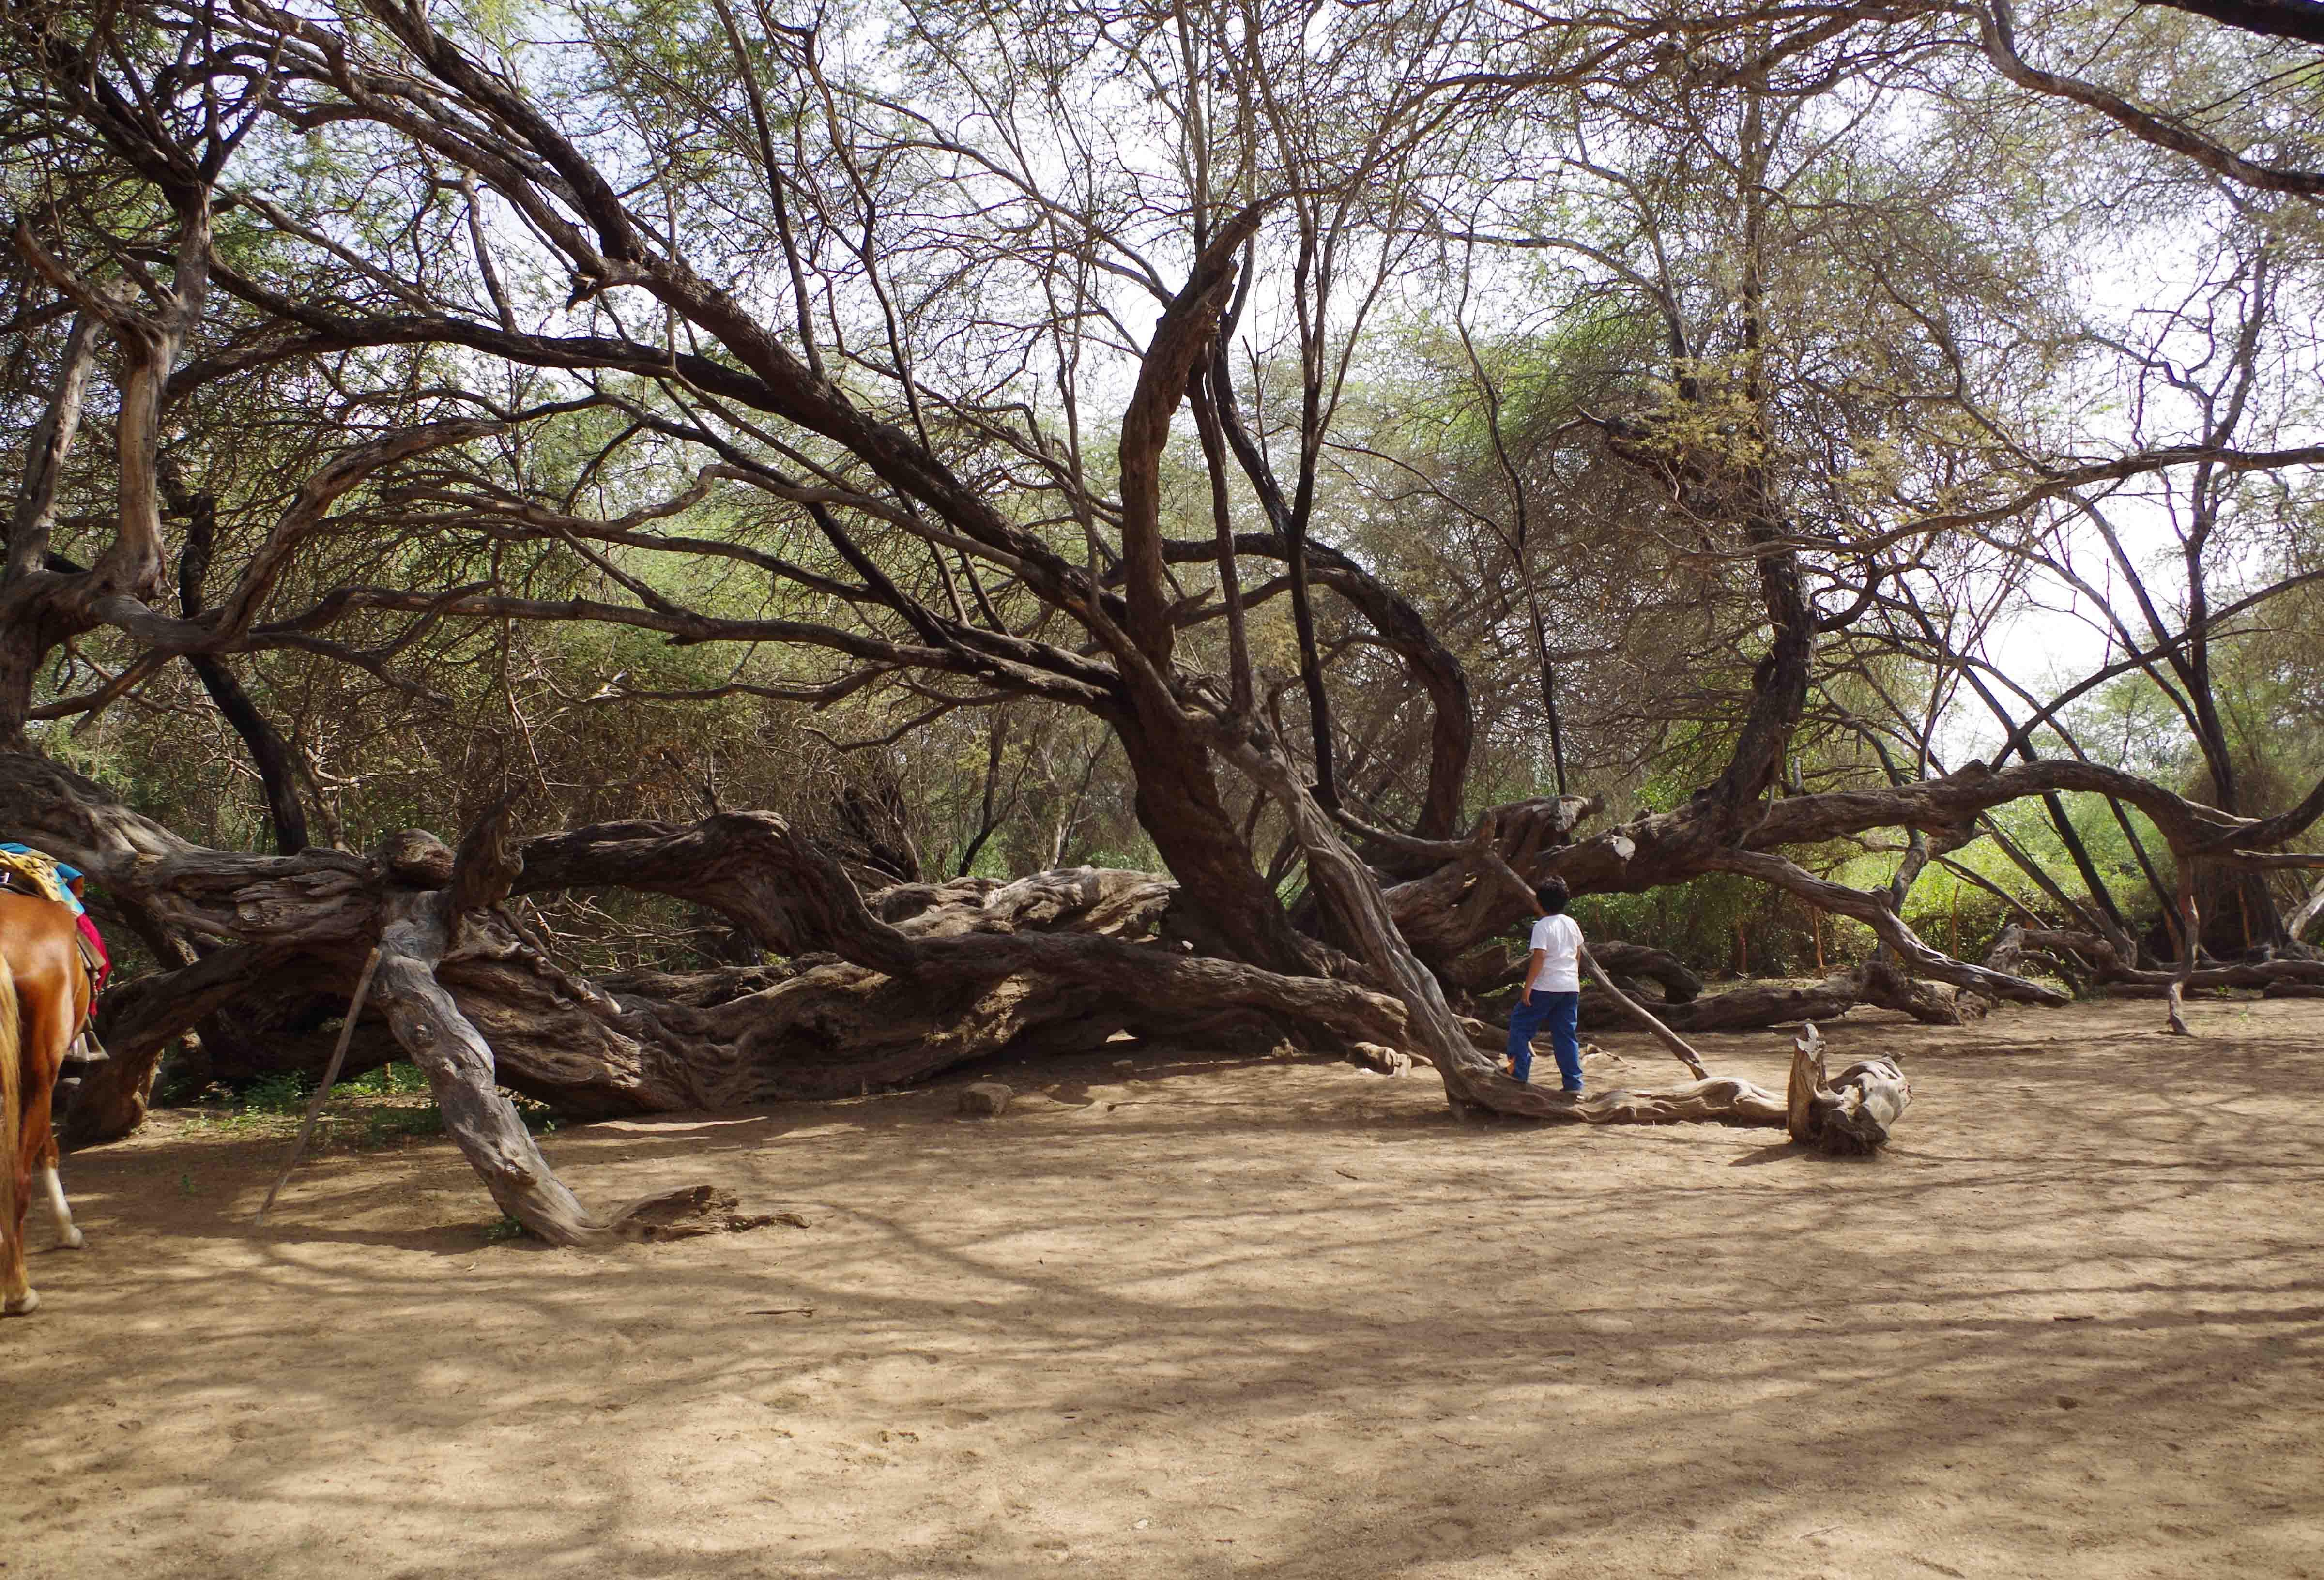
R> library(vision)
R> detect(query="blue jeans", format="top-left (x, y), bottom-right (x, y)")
top-left (1506, 991), bottom-right (1582, 1091)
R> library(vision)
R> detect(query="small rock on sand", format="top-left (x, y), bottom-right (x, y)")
top-left (957, 1082), bottom-right (1014, 1118)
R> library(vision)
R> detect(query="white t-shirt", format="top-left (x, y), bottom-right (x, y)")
top-left (1526, 913), bottom-right (1583, 994)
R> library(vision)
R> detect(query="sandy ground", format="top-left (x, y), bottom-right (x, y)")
top-left (3, 997), bottom-right (2322, 1580)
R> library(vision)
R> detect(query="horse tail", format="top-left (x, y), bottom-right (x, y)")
top-left (0, 956), bottom-right (20, 1256)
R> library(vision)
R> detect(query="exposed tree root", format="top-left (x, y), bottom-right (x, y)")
top-left (1457, 1075), bottom-right (1787, 1128)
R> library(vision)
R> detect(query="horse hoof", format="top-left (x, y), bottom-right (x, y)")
top-left (60, 1228), bottom-right (84, 1250)
top-left (2, 1290), bottom-right (38, 1316)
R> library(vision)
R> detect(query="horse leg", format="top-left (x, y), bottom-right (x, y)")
top-left (0, 965), bottom-right (23, 1317)
top-left (3, 978), bottom-right (70, 1315)
top-left (37, 1137), bottom-right (80, 1250)
top-left (0, 1139), bottom-right (30, 1313)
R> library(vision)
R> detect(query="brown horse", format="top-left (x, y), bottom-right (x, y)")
top-left (1, 891), bottom-right (91, 1315)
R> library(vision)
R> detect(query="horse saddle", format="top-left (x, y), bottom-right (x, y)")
top-left (0, 845), bottom-right (76, 910)
top-left (0, 844), bottom-right (110, 993)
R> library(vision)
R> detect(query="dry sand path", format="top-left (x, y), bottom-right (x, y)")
top-left (4, 999), bottom-right (2321, 1578)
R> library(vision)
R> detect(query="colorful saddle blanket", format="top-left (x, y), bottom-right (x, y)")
top-left (0, 842), bottom-right (110, 993)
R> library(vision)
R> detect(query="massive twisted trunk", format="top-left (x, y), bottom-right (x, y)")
top-left (20, 718), bottom-right (2317, 1152)
top-left (1111, 701), bottom-right (1321, 973)
top-left (10, 736), bottom-right (1798, 1194)
top-left (0, 751), bottom-right (1406, 1131)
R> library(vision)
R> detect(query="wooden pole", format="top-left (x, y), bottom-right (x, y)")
top-left (1580, 945), bottom-right (1710, 1080)
top-left (255, 945), bottom-right (382, 1224)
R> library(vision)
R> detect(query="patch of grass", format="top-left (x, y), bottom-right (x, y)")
top-left (345, 1061), bottom-right (432, 1097)
top-left (483, 1215), bottom-right (528, 1242)
top-left (360, 1106), bottom-right (446, 1144)
top-left (171, 1073), bottom-right (313, 1135)
top-left (175, 1088), bottom-right (298, 1139)
top-left (167, 1063), bottom-right (559, 1150)
top-left (243, 1071), bottom-right (314, 1114)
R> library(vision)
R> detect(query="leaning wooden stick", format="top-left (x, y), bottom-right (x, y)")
top-left (1470, 837), bottom-right (1711, 1080)
top-left (1578, 944), bottom-right (1711, 1080)
top-left (255, 944), bottom-right (383, 1225)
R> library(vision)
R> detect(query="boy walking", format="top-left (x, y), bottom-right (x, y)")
top-left (1506, 877), bottom-right (1585, 1093)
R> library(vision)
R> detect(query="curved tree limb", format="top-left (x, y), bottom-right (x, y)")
top-left (1703, 849), bottom-right (2067, 1004)
top-left (1972, 0), bottom-right (2324, 197)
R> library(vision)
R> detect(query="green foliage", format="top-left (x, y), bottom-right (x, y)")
top-left (241, 1071), bottom-right (313, 1115)
top-left (345, 1062), bottom-right (433, 1097)
top-left (159, 1061), bottom-right (551, 1147)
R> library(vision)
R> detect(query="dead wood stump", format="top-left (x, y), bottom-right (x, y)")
top-left (1347, 1042), bottom-right (1412, 1075)
top-left (1784, 1022), bottom-right (1910, 1155)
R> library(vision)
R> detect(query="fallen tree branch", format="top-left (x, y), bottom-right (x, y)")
top-left (1580, 945), bottom-right (1709, 1079)
top-left (1704, 850), bottom-right (2068, 1005)
top-left (371, 888), bottom-right (618, 1246)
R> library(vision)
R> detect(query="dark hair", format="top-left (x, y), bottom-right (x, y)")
top-left (1533, 877), bottom-right (1570, 916)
